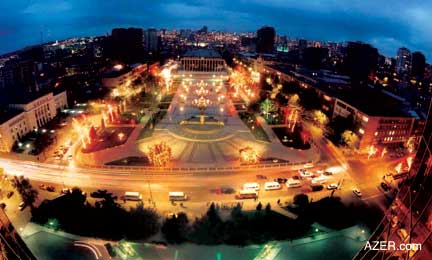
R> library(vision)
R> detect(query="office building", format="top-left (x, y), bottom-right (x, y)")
top-left (256, 26), bottom-right (275, 54)
top-left (396, 47), bottom-right (412, 74)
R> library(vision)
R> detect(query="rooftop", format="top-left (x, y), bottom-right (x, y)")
top-left (183, 49), bottom-right (222, 58)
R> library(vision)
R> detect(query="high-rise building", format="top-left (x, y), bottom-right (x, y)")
top-left (143, 28), bottom-right (159, 55)
top-left (411, 51), bottom-right (426, 79)
top-left (256, 26), bottom-right (275, 54)
top-left (355, 99), bottom-right (432, 259)
top-left (0, 208), bottom-right (37, 259)
top-left (298, 39), bottom-right (308, 51)
top-left (111, 28), bottom-right (144, 63)
top-left (396, 47), bottom-right (412, 74)
top-left (0, 59), bottom-right (35, 93)
top-left (344, 42), bottom-right (378, 84)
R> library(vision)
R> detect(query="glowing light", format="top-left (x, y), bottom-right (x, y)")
top-left (367, 145), bottom-right (378, 160)
top-left (239, 147), bottom-right (258, 164)
top-left (381, 147), bottom-right (387, 158)
top-left (147, 142), bottom-right (172, 167)
top-left (407, 156), bottom-right (413, 170)
top-left (395, 162), bottom-right (402, 173)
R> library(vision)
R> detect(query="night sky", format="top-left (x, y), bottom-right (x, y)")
top-left (0, 0), bottom-right (430, 60)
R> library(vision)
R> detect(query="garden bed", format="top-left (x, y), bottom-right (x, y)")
top-left (238, 112), bottom-right (271, 143)
top-left (81, 127), bottom-right (134, 153)
top-left (272, 126), bottom-right (311, 150)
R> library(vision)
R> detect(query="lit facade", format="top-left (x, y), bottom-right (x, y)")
top-left (0, 91), bottom-right (67, 152)
top-left (179, 49), bottom-right (227, 73)
top-left (356, 101), bottom-right (432, 259)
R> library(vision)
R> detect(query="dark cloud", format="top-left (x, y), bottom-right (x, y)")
top-left (0, 0), bottom-right (430, 60)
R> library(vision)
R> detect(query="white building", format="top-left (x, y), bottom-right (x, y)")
top-left (0, 91), bottom-right (67, 152)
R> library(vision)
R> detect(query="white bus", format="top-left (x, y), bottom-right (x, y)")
top-left (264, 182), bottom-right (282, 190)
top-left (169, 192), bottom-right (188, 201)
top-left (242, 182), bottom-right (260, 191)
top-left (235, 189), bottom-right (258, 199)
top-left (124, 191), bottom-right (142, 201)
top-left (286, 179), bottom-right (302, 188)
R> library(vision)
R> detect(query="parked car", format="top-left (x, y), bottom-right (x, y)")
top-left (6, 191), bottom-right (14, 199)
top-left (46, 186), bottom-right (56, 192)
top-left (327, 183), bottom-right (338, 190)
top-left (18, 202), bottom-right (25, 211)
top-left (292, 175), bottom-right (301, 180)
top-left (274, 178), bottom-right (288, 184)
top-left (221, 186), bottom-right (235, 194)
top-left (300, 170), bottom-right (314, 178)
top-left (352, 188), bottom-right (362, 197)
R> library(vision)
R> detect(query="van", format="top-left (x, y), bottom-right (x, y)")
top-left (169, 192), bottom-right (188, 201)
top-left (264, 182), bottom-right (282, 190)
top-left (124, 191), bottom-right (143, 201)
top-left (286, 179), bottom-right (302, 188)
top-left (235, 189), bottom-right (258, 199)
top-left (243, 182), bottom-right (260, 191)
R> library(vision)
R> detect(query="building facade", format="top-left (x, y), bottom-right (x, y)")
top-left (179, 49), bottom-right (227, 73)
top-left (355, 101), bottom-right (432, 259)
top-left (0, 91), bottom-right (67, 152)
top-left (0, 208), bottom-right (37, 259)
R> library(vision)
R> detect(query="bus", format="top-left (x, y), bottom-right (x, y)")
top-left (124, 191), bottom-right (142, 201)
top-left (235, 189), bottom-right (258, 199)
top-left (169, 192), bottom-right (188, 201)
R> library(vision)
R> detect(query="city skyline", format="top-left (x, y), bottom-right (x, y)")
top-left (0, 0), bottom-right (431, 61)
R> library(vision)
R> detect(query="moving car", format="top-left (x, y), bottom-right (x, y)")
top-left (124, 191), bottom-right (143, 201)
top-left (312, 176), bottom-right (329, 184)
top-left (47, 186), bottom-right (56, 192)
top-left (256, 174), bottom-right (267, 180)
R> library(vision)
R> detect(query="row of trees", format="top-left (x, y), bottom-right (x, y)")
top-left (161, 202), bottom-right (311, 245)
top-left (31, 188), bottom-right (159, 240)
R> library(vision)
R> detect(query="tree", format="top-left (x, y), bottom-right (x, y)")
top-left (293, 194), bottom-right (309, 208)
top-left (312, 110), bottom-right (329, 126)
top-left (125, 203), bottom-right (160, 240)
top-left (260, 98), bottom-right (278, 119)
top-left (265, 203), bottom-right (271, 213)
top-left (161, 212), bottom-right (189, 243)
top-left (342, 130), bottom-right (359, 149)
top-left (230, 203), bottom-right (243, 220)
top-left (256, 202), bottom-right (263, 211)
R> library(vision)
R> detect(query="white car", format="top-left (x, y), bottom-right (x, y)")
top-left (18, 202), bottom-right (25, 211)
top-left (312, 175), bottom-right (328, 184)
top-left (300, 170), bottom-right (314, 178)
top-left (327, 183), bottom-right (338, 190)
top-left (353, 188), bottom-right (362, 197)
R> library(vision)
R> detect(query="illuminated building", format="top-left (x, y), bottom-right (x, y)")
top-left (355, 100), bottom-right (432, 259)
top-left (396, 47), bottom-right (411, 75)
top-left (0, 209), bottom-right (36, 259)
top-left (0, 91), bottom-right (67, 152)
top-left (256, 26), bottom-right (275, 54)
top-left (179, 49), bottom-right (227, 74)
